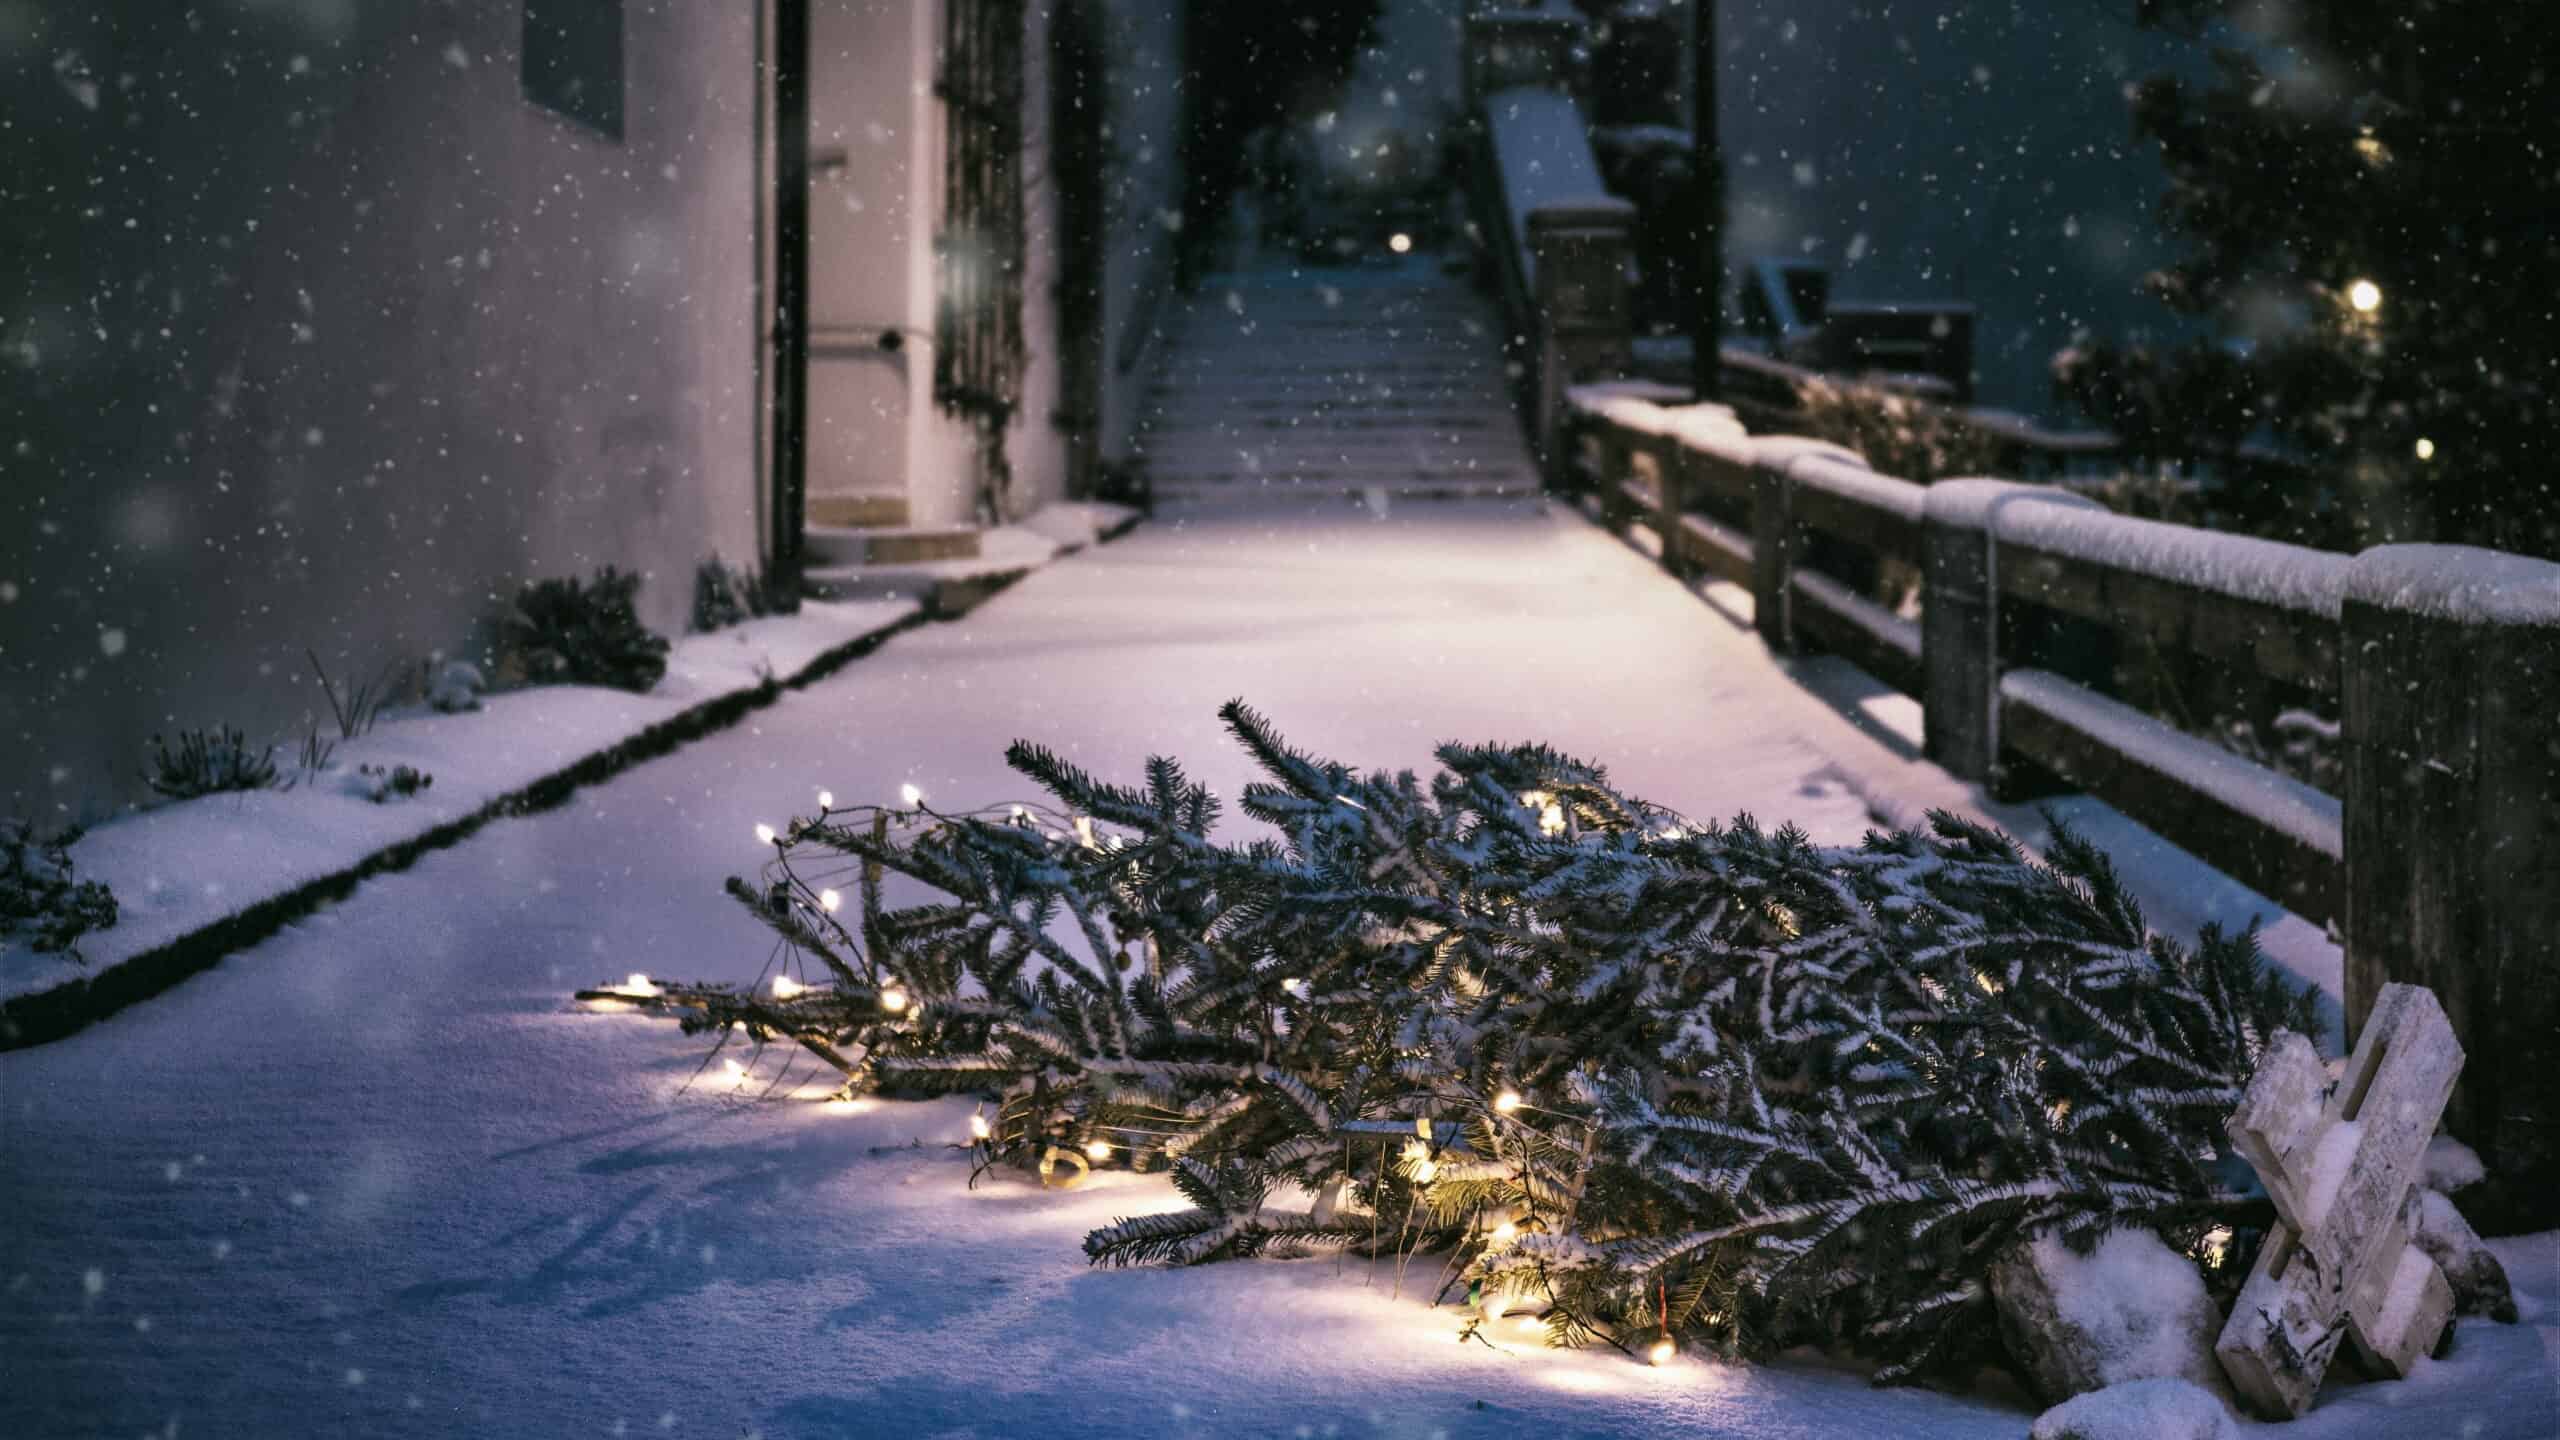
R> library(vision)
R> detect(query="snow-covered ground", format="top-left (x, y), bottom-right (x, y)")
top-left (4, 500), bottom-right (2551, 1438)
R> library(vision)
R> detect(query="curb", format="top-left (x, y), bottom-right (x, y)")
top-left (0, 509), bottom-right (1145, 1052)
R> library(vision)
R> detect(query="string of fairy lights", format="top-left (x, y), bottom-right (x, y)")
top-left (582, 780), bottom-right (1696, 1368)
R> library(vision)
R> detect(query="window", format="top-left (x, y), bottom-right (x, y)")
top-left (522, 0), bottom-right (624, 140)
top-left (935, 0), bottom-right (1028, 520)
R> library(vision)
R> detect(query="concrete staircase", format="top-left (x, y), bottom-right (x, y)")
top-left (1134, 263), bottom-right (1541, 506)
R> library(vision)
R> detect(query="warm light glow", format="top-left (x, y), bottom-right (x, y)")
top-left (1647, 1336), bottom-right (1677, 1367)
top-left (622, 972), bottom-right (658, 997)
top-left (1074, 816), bottom-right (1098, 850)
top-left (1388, 232), bottom-right (1413, 254)
top-left (1516, 1313), bottom-right (1545, 1334)
top-left (754, 823), bottom-right (778, 845)
top-left (1539, 802), bottom-right (1567, 837)
top-left (969, 1110), bottom-right (993, 1140)
top-left (900, 783), bottom-right (923, 807)
top-left (1084, 1139), bottom-right (1112, 1161)
top-left (2348, 278), bottom-right (2383, 314)
top-left (2202, 1224), bottom-right (2234, 1266)
top-left (1489, 1220), bottom-right (1519, 1246)
top-left (2415, 437), bottom-right (2436, 461)
top-left (1493, 1089), bottom-right (1523, 1115)
top-left (880, 987), bottom-right (910, 1014)
top-left (772, 974), bottom-right (805, 1000)
top-left (817, 789), bottom-right (835, 810)
top-left (819, 888), bottom-right (843, 913)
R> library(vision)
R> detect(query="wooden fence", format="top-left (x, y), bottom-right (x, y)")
top-left (1557, 382), bottom-right (2560, 1228)
top-left (1464, 18), bottom-right (2559, 1221)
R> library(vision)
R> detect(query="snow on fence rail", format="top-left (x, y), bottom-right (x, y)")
top-left (1562, 384), bottom-right (2560, 1228)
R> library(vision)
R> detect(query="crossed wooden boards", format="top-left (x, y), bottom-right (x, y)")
top-left (2218, 982), bottom-right (2461, 1419)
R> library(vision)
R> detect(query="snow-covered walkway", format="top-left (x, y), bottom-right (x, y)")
top-left (5, 497), bottom-right (2552, 1439)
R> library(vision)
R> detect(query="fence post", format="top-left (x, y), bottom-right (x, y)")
top-left (2343, 545), bottom-right (2560, 1229)
top-left (1656, 441), bottom-right (1694, 580)
top-left (1918, 481), bottom-right (2099, 785)
top-left (1526, 201), bottom-right (1635, 476)
top-left (1750, 456), bottom-right (1796, 652)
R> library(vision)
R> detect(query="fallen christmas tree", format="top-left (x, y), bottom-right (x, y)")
top-left (585, 701), bottom-right (2317, 1387)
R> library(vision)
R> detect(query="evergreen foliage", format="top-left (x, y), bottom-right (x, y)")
top-left (599, 703), bottom-right (2311, 1384)
top-left (1793, 376), bottom-right (2004, 486)
top-left (502, 567), bottom-right (670, 693)
top-left (2075, 2), bottom-right (2560, 559)
top-left (691, 557), bottom-right (788, 635)
top-left (145, 725), bottom-right (280, 799)
top-left (0, 819), bottom-right (117, 959)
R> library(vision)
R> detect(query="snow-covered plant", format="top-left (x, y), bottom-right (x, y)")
top-left (1794, 375), bottom-right (2003, 486)
top-left (594, 702), bottom-right (2312, 1385)
top-left (691, 556), bottom-right (789, 634)
top-left (145, 725), bottom-right (281, 799)
top-left (0, 818), bottom-right (117, 959)
top-left (501, 567), bottom-right (669, 693)
top-left (358, 763), bottom-right (433, 804)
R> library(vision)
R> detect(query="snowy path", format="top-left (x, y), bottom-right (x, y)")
top-left (6, 500), bottom-right (2553, 1439)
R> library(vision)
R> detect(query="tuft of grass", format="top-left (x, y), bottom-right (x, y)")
top-left (306, 649), bottom-right (398, 740)
top-left (145, 726), bottom-right (280, 800)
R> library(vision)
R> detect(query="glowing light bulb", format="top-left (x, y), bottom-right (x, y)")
top-left (1084, 1139), bottom-right (1112, 1161)
top-left (969, 1110), bottom-right (992, 1140)
top-left (2415, 437), bottom-right (2436, 461)
top-left (1539, 802), bottom-right (1567, 837)
top-left (2348, 278), bottom-right (2383, 314)
top-left (879, 987), bottom-right (910, 1014)
top-left (1493, 1089), bottom-right (1523, 1115)
top-left (772, 974), bottom-right (805, 1000)
top-left (817, 789), bottom-right (835, 810)
top-left (1647, 1336), bottom-right (1676, 1366)
top-left (754, 823), bottom-right (777, 845)
top-left (899, 783), bottom-right (922, 808)
top-left (2202, 1224), bottom-right (2234, 1266)
top-left (1388, 232), bottom-right (1412, 254)
top-left (623, 972), bottom-right (657, 996)
top-left (1489, 1220), bottom-right (1518, 1245)
top-left (819, 888), bottom-right (843, 913)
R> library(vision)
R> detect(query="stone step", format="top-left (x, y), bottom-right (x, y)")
top-left (806, 493), bottom-right (911, 529)
top-left (805, 524), bottom-right (983, 568)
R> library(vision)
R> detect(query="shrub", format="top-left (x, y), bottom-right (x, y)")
top-left (145, 726), bottom-right (280, 799)
top-left (0, 819), bottom-right (117, 959)
top-left (500, 566), bottom-right (670, 692)
top-left (1793, 375), bottom-right (2004, 485)
top-left (691, 557), bottom-right (790, 634)
top-left (357, 763), bottom-right (433, 804)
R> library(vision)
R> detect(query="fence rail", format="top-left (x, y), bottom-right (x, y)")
top-left (1557, 386), bottom-right (2560, 1226)
top-left (1468, 49), bottom-right (2559, 1224)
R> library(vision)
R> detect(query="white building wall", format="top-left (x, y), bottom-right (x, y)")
top-left (0, 0), bottom-right (763, 820)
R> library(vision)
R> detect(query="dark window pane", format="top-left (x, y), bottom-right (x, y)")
top-left (522, 0), bottom-right (624, 140)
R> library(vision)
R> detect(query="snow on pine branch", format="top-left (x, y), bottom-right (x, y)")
top-left (580, 701), bottom-right (2315, 1386)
